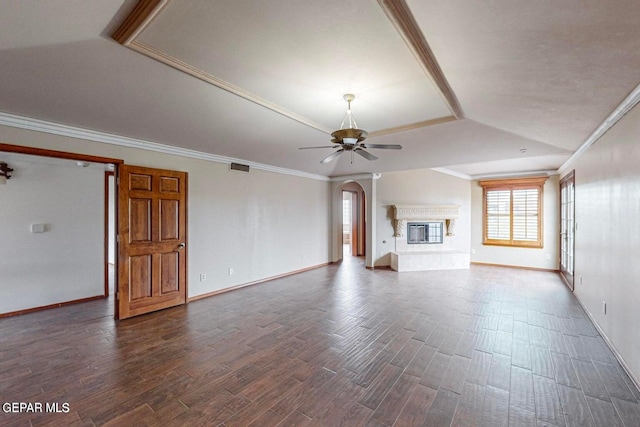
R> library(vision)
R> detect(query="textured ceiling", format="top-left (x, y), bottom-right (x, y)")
top-left (0, 0), bottom-right (639, 178)
top-left (135, 0), bottom-right (453, 132)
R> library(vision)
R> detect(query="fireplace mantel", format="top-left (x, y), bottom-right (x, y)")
top-left (393, 204), bottom-right (460, 237)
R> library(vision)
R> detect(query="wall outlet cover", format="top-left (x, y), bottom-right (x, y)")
top-left (31, 223), bottom-right (46, 233)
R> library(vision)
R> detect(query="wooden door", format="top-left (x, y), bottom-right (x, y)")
top-left (360, 190), bottom-right (366, 257)
top-left (117, 165), bottom-right (187, 319)
top-left (350, 192), bottom-right (358, 257)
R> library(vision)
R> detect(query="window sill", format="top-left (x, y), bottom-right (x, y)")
top-left (482, 241), bottom-right (543, 249)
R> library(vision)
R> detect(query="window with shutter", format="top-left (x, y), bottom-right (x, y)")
top-left (480, 177), bottom-right (547, 248)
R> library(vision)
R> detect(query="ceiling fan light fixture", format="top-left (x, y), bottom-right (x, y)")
top-left (340, 93), bottom-right (358, 130)
top-left (298, 93), bottom-right (401, 164)
top-left (330, 127), bottom-right (368, 144)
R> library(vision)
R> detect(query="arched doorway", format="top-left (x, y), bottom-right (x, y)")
top-left (342, 182), bottom-right (366, 258)
top-left (331, 174), bottom-right (378, 268)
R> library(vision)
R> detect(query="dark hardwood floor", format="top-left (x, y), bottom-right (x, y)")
top-left (1, 257), bottom-right (640, 426)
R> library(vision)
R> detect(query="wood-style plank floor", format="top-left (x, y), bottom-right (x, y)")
top-left (1, 257), bottom-right (640, 426)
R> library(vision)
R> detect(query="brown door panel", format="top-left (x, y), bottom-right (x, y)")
top-left (118, 165), bottom-right (187, 319)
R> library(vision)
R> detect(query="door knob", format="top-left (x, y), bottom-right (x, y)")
top-left (177, 242), bottom-right (186, 251)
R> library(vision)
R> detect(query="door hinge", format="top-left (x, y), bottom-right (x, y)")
top-left (116, 292), bottom-right (119, 300)
top-left (116, 176), bottom-right (120, 186)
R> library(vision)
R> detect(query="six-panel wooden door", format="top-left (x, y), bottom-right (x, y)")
top-left (117, 165), bottom-right (187, 319)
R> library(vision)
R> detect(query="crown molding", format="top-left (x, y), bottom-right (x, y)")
top-left (368, 115), bottom-right (456, 138)
top-left (558, 81), bottom-right (640, 175)
top-left (112, 0), bottom-right (168, 45)
top-left (430, 167), bottom-right (472, 181)
top-left (0, 111), bottom-right (330, 181)
top-left (431, 167), bottom-right (560, 182)
top-left (330, 173), bottom-right (382, 182)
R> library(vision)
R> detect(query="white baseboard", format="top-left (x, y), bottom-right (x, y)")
top-left (572, 291), bottom-right (640, 395)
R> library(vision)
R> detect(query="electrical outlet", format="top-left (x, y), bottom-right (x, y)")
top-left (199, 273), bottom-right (206, 282)
top-left (471, 248), bottom-right (476, 254)
top-left (229, 268), bottom-right (234, 276)
top-left (603, 301), bottom-right (607, 315)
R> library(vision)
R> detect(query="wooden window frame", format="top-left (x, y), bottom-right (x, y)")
top-left (479, 176), bottom-right (548, 248)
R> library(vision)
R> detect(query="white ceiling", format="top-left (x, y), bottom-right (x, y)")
top-left (1, 0), bottom-right (639, 178)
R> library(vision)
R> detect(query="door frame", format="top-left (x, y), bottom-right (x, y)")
top-left (104, 171), bottom-right (115, 297)
top-left (0, 142), bottom-right (124, 309)
top-left (342, 190), bottom-right (360, 256)
top-left (350, 191), bottom-right (358, 256)
top-left (559, 170), bottom-right (576, 290)
top-left (339, 182), bottom-right (366, 259)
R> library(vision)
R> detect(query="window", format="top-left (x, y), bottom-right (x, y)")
top-left (479, 177), bottom-right (547, 248)
top-left (342, 193), bottom-right (351, 237)
top-left (342, 195), bottom-right (351, 227)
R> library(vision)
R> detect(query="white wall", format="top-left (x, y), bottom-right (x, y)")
top-left (0, 124), bottom-right (331, 310)
top-left (188, 161), bottom-right (331, 296)
top-left (375, 169), bottom-right (471, 267)
top-left (562, 102), bottom-right (640, 385)
top-left (470, 175), bottom-right (560, 270)
top-left (0, 155), bottom-right (104, 313)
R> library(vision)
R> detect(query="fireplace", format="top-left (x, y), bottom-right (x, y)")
top-left (392, 205), bottom-right (459, 238)
top-left (390, 204), bottom-right (469, 272)
top-left (407, 222), bottom-right (443, 244)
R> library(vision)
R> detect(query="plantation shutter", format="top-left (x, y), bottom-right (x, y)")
top-left (513, 189), bottom-right (539, 241)
top-left (480, 176), bottom-right (547, 248)
top-left (486, 190), bottom-right (511, 240)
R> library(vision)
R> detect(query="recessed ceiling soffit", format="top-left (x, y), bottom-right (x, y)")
top-left (113, 0), bottom-right (463, 137)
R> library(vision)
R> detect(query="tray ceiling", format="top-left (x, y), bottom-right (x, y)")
top-left (1, 0), bottom-right (640, 178)
top-left (115, 0), bottom-right (457, 136)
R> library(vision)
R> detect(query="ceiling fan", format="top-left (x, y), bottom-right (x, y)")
top-left (300, 94), bottom-right (402, 164)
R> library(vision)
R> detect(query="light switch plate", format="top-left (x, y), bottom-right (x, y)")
top-left (31, 223), bottom-right (45, 233)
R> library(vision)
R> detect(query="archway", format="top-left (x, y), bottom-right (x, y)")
top-left (331, 174), bottom-right (378, 268)
top-left (342, 182), bottom-right (366, 258)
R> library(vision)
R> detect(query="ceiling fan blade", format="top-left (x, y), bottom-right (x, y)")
top-left (299, 145), bottom-right (337, 150)
top-left (361, 143), bottom-right (402, 150)
top-left (354, 148), bottom-right (378, 161)
top-left (320, 149), bottom-right (344, 164)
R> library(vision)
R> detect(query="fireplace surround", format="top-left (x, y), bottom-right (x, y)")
top-left (393, 204), bottom-right (459, 238)
top-left (390, 204), bottom-right (469, 272)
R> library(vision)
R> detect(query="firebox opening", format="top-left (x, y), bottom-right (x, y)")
top-left (407, 222), bottom-right (443, 244)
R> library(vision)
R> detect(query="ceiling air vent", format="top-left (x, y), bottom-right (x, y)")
top-left (230, 162), bottom-right (250, 173)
